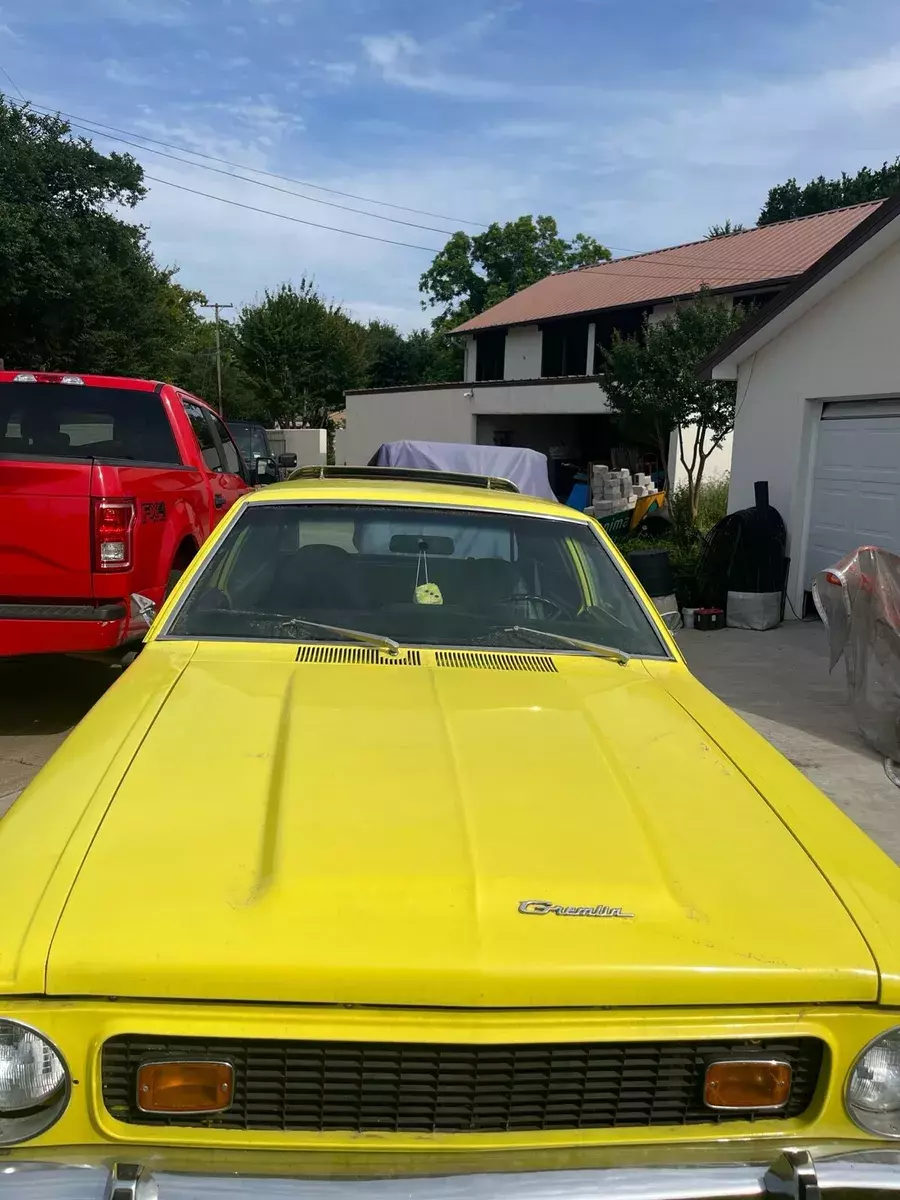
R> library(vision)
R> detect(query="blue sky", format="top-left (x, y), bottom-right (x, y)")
top-left (2, 0), bottom-right (900, 330)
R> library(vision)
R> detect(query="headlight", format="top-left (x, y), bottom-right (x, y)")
top-left (847, 1028), bottom-right (900, 1137)
top-left (0, 1020), bottom-right (69, 1145)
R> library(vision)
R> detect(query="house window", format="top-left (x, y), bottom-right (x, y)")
top-left (475, 329), bottom-right (507, 381)
top-left (541, 319), bottom-right (589, 377)
top-left (592, 306), bottom-right (650, 371)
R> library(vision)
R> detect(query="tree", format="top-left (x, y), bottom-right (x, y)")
top-left (419, 215), bottom-right (611, 330)
top-left (0, 97), bottom-right (202, 375)
top-left (404, 328), bottom-right (463, 383)
top-left (234, 280), bottom-right (368, 427)
top-left (364, 321), bottom-right (463, 389)
top-left (600, 292), bottom-right (749, 520)
top-left (169, 318), bottom-right (263, 419)
top-left (707, 219), bottom-right (745, 238)
top-left (759, 159), bottom-right (900, 225)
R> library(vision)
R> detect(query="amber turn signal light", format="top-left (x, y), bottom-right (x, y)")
top-left (704, 1060), bottom-right (792, 1111)
top-left (136, 1061), bottom-right (234, 1114)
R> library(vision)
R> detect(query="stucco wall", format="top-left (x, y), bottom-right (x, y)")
top-left (463, 335), bottom-right (476, 383)
top-left (276, 428), bottom-right (327, 466)
top-left (728, 233), bottom-right (900, 610)
top-left (340, 381), bottom-right (612, 465)
top-left (503, 325), bottom-right (543, 380)
top-left (339, 389), bottom-right (475, 465)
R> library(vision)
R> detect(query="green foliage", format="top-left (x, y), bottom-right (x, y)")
top-left (706, 220), bottom-right (745, 238)
top-left (169, 318), bottom-right (262, 418)
top-left (600, 292), bottom-right (747, 519)
top-left (758, 159), bottom-right (900, 225)
top-left (419, 214), bottom-right (611, 330)
top-left (0, 98), bottom-right (203, 377)
top-left (620, 477), bottom-right (729, 608)
top-left (234, 280), bottom-right (369, 427)
top-left (364, 322), bottom-right (462, 389)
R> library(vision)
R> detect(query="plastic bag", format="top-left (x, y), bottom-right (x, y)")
top-left (726, 591), bottom-right (781, 631)
top-left (813, 546), bottom-right (900, 762)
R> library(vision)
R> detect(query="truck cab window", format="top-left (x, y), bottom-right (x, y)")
top-left (182, 400), bottom-right (222, 471)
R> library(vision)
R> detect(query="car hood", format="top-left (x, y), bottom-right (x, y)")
top-left (46, 645), bottom-right (877, 1006)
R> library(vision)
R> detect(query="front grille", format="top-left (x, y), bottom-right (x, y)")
top-left (101, 1036), bottom-right (823, 1133)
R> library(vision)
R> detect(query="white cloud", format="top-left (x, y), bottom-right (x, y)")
top-left (317, 61), bottom-right (357, 85)
top-left (103, 58), bottom-right (158, 87)
top-left (361, 32), bottom-right (516, 101)
top-left (92, 0), bottom-right (189, 26)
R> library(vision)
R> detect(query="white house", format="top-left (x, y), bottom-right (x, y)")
top-left (339, 203), bottom-right (881, 498)
top-left (704, 193), bottom-right (900, 616)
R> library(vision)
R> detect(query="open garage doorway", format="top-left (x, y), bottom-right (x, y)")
top-left (475, 413), bottom-right (665, 502)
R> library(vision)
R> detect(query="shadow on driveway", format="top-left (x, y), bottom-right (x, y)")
top-left (0, 656), bottom-right (117, 814)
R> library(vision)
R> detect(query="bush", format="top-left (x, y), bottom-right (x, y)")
top-left (616, 476), bottom-right (729, 609)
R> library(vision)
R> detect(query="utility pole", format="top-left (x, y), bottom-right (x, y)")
top-left (200, 302), bottom-right (234, 415)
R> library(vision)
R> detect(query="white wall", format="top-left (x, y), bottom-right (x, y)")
top-left (463, 335), bottom-right (476, 383)
top-left (503, 325), bottom-right (542, 379)
top-left (278, 428), bottom-right (327, 465)
top-left (340, 381), bottom-right (612, 465)
top-left (728, 233), bottom-right (900, 612)
top-left (340, 388), bottom-right (476, 465)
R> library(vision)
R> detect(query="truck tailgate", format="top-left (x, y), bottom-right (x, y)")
top-left (0, 461), bottom-right (93, 598)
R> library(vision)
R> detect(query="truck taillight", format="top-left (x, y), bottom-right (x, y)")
top-left (93, 499), bottom-right (135, 571)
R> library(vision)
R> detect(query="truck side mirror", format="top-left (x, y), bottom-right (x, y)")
top-left (278, 453), bottom-right (297, 468)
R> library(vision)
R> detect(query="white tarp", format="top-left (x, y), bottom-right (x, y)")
top-left (369, 440), bottom-right (555, 500)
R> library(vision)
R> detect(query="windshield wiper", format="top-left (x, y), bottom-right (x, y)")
top-left (277, 616), bottom-right (401, 656)
top-left (495, 625), bottom-right (631, 665)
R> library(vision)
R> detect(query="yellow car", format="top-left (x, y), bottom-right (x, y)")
top-left (2, 466), bottom-right (900, 1198)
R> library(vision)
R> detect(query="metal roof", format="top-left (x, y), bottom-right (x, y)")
top-left (453, 202), bottom-right (884, 334)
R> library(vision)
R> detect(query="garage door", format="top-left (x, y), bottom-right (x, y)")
top-left (806, 401), bottom-right (900, 583)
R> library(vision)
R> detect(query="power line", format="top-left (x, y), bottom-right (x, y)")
top-left (143, 174), bottom-right (441, 253)
top-left (25, 100), bottom-right (490, 230)
top-left (0, 63), bottom-right (25, 102)
top-left (59, 114), bottom-right (463, 237)
top-left (3, 87), bottom-right (787, 278)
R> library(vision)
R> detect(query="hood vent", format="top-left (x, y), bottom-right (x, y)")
top-left (435, 650), bottom-right (557, 673)
top-left (296, 646), bottom-right (421, 666)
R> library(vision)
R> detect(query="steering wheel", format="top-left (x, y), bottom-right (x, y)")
top-left (499, 594), bottom-right (564, 620)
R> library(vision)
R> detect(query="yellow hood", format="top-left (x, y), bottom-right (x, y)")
top-left (47, 645), bottom-right (876, 1006)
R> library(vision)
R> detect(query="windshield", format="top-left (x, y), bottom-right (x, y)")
top-left (230, 422), bottom-right (269, 461)
top-left (0, 383), bottom-right (181, 464)
top-left (165, 502), bottom-right (668, 657)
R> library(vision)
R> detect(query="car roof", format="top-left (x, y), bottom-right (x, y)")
top-left (244, 474), bottom-right (581, 521)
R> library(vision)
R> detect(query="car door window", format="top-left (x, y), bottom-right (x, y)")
top-left (182, 400), bottom-right (222, 471)
top-left (206, 410), bottom-right (246, 480)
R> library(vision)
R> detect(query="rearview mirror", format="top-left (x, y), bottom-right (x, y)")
top-left (278, 452), bottom-right (298, 468)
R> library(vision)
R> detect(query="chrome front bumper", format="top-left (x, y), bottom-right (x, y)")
top-left (3, 1145), bottom-right (900, 1200)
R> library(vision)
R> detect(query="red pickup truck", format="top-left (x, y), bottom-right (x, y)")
top-left (0, 371), bottom-right (252, 658)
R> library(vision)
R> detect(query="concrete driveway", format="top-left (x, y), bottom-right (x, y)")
top-left (0, 657), bottom-right (115, 819)
top-left (679, 621), bottom-right (900, 864)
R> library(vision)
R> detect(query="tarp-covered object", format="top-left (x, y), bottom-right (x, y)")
top-left (369, 441), bottom-right (556, 501)
top-left (813, 546), bottom-right (900, 762)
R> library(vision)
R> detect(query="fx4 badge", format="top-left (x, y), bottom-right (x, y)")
top-left (518, 900), bottom-right (634, 919)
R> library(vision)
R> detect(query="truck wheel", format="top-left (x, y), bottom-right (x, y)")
top-left (164, 568), bottom-right (184, 599)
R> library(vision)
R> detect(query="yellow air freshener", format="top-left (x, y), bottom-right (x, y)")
top-left (415, 581), bottom-right (443, 605)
